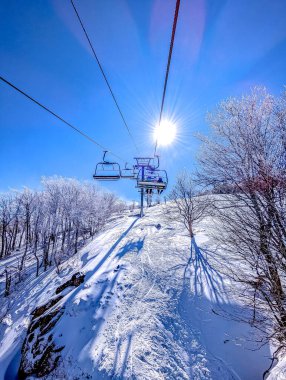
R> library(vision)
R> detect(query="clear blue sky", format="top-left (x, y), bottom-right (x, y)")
top-left (1, 0), bottom-right (286, 200)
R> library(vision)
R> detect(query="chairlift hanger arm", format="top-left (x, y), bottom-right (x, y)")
top-left (154, 155), bottom-right (160, 169)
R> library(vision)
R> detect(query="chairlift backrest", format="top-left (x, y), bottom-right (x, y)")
top-left (120, 163), bottom-right (135, 179)
top-left (93, 151), bottom-right (121, 181)
top-left (121, 168), bottom-right (136, 179)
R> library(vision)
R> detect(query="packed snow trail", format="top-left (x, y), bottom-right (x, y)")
top-left (0, 206), bottom-right (270, 379)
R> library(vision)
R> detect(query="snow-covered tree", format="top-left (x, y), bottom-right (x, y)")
top-left (0, 177), bottom-right (126, 294)
top-left (199, 87), bottom-right (286, 348)
top-left (166, 172), bottom-right (210, 238)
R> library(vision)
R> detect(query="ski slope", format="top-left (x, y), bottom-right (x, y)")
top-left (0, 205), bottom-right (272, 379)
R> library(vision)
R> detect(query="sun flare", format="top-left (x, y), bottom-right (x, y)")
top-left (153, 120), bottom-right (177, 146)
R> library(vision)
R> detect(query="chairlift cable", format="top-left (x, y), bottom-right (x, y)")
top-left (154, 0), bottom-right (181, 156)
top-left (0, 76), bottom-right (125, 162)
top-left (71, 0), bottom-right (139, 154)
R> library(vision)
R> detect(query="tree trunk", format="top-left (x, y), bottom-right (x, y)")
top-left (188, 221), bottom-right (194, 238)
top-left (4, 268), bottom-right (11, 297)
top-left (18, 228), bottom-right (25, 249)
top-left (33, 235), bottom-right (40, 277)
top-left (43, 237), bottom-right (51, 271)
top-left (0, 224), bottom-right (6, 259)
top-left (74, 227), bottom-right (79, 254)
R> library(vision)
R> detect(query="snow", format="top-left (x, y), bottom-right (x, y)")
top-left (267, 355), bottom-right (286, 380)
top-left (0, 205), bottom-right (275, 379)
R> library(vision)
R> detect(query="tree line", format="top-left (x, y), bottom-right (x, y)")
top-left (0, 176), bottom-right (126, 296)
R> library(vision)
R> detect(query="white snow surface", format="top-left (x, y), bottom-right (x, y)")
top-left (267, 355), bottom-right (286, 380)
top-left (0, 205), bottom-right (275, 379)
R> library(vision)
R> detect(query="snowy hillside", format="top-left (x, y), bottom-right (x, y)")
top-left (0, 205), bottom-right (275, 379)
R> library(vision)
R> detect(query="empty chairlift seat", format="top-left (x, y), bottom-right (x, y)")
top-left (121, 164), bottom-right (136, 180)
top-left (93, 151), bottom-right (121, 181)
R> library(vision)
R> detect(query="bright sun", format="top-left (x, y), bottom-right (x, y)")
top-left (153, 120), bottom-right (177, 146)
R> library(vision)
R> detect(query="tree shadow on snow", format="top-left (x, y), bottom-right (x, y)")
top-left (112, 333), bottom-right (133, 379)
top-left (55, 266), bottom-right (125, 372)
top-left (57, 218), bottom-right (140, 279)
top-left (116, 238), bottom-right (145, 259)
top-left (185, 237), bottom-right (226, 304)
top-left (177, 236), bottom-right (272, 380)
top-left (81, 251), bottom-right (91, 267)
top-left (83, 217), bottom-right (139, 282)
top-left (53, 217), bottom-right (140, 327)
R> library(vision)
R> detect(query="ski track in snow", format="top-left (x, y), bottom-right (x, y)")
top-left (0, 206), bottom-right (271, 379)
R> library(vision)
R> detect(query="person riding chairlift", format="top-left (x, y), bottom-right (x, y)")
top-left (157, 177), bottom-right (163, 195)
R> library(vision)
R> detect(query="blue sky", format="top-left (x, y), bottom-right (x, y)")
top-left (1, 0), bottom-right (286, 200)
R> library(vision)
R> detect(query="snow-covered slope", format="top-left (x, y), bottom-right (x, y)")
top-left (0, 205), bottom-right (273, 379)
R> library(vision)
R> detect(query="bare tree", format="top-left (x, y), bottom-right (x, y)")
top-left (19, 189), bottom-right (37, 272)
top-left (0, 176), bottom-right (126, 296)
top-left (198, 87), bottom-right (286, 348)
top-left (166, 172), bottom-right (210, 238)
top-left (0, 195), bottom-right (16, 258)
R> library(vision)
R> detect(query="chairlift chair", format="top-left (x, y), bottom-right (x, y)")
top-left (121, 163), bottom-right (136, 180)
top-left (93, 151), bottom-right (121, 181)
top-left (137, 168), bottom-right (168, 191)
